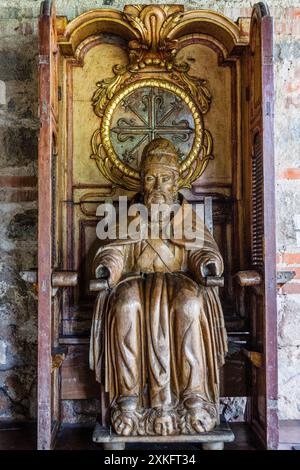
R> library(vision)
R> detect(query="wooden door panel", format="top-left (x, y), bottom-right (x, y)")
top-left (247, 2), bottom-right (278, 449)
top-left (38, 0), bottom-right (60, 450)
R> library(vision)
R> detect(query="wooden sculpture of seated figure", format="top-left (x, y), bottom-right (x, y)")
top-left (90, 138), bottom-right (227, 437)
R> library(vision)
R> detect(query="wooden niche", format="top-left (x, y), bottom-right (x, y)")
top-left (38, 1), bottom-right (277, 449)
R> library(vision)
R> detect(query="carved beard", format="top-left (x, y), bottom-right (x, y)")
top-left (144, 189), bottom-right (177, 211)
top-left (144, 189), bottom-right (178, 225)
top-left (144, 190), bottom-right (175, 208)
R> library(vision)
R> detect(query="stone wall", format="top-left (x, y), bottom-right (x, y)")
top-left (0, 0), bottom-right (299, 422)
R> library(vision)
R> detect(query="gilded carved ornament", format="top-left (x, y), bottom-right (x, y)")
top-left (90, 5), bottom-right (215, 191)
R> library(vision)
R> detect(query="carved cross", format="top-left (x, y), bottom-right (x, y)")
top-left (111, 88), bottom-right (194, 164)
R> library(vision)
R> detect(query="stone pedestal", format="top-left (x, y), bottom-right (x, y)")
top-left (92, 421), bottom-right (234, 450)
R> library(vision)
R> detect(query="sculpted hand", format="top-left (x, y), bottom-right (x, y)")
top-left (95, 264), bottom-right (110, 280)
top-left (200, 260), bottom-right (218, 278)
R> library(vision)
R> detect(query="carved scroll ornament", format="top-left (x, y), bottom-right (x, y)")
top-left (90, 5), bottom-right (214, 191)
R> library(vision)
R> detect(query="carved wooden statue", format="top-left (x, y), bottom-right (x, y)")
top-left (37, 2), bottom-right (278, 450)
top-left (90, 138), bottom-right (227, 437)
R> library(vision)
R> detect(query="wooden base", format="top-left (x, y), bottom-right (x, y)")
top-left (93, 422), bottom-right (234, 450)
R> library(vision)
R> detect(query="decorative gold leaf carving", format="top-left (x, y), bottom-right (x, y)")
top-left (91, 128), bottom-right (140, 191)
top-left (123, 5), bottom-right (184, 69)
top-left (175, 72), bottom-right (212, 115)
top-left (92, 65), bottom-right (128, 117)
top-left (159, 10), bottom-right (183, 48)
top-left (124, 13), bottom-right (148, 46)
top-left (100, 79), bottom-right (203, 179)
top-left (90, 6), bottom-right (215, 191)
top-left (179, 130), bottom-right (214, 189)
top-left (124, 5), bottom-right (183, 53)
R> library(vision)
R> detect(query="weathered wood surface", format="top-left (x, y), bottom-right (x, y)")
top-left (37, 2), bottom-right (277, 450)
top-left (61, 345), bottom-right (99, 400)
top-left (38, 0), bottom-right (58, 451)
top-left (245, 2), bottom-right (278, 450)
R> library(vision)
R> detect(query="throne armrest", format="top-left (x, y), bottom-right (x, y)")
top-left (89, 279), bottom-right (110, 292)
top-left (52, 271), bottom-right (78, 287)
top-left (90, 276), bottom-right (225, 291)
top-left (204, 276), bottom-right (224, 287)
top-left (234, 270), bottom-right (262, 318)
top-left (235, 270), bottom-right (262, 287)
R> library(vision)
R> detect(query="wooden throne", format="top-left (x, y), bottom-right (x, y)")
top-left (37, 1), bottom-right (277, 449)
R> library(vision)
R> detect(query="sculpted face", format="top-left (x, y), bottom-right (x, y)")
top-left (143, 164), bottom-right (178, 209)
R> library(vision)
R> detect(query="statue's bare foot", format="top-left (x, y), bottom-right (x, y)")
top-left (183, 397), bottom-right (216, 433)
top-left (113, 413), bottom-right (135, 436)
top-left (153, 409), bottom-right (177, 436)
top-left (189, 408), bottom-right (215, 432)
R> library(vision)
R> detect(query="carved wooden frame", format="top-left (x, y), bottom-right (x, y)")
top-left (38, 1), bottom-right (277, 450)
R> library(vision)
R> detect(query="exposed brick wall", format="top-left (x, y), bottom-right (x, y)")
top-left (0, 0), bottom-right (299, 422)
top-left (0, 2), bottom-right (38, 420)
top-left (273, 5), bottom-right (300, 420)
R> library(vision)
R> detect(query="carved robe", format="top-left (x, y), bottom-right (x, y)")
top-left (90, 198), bottom-right (227, 427)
